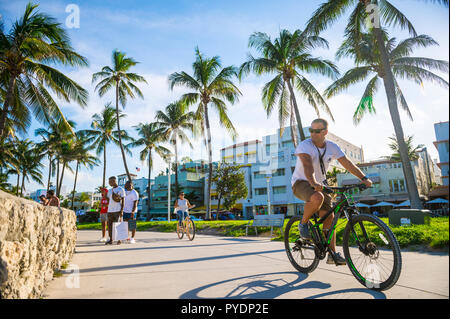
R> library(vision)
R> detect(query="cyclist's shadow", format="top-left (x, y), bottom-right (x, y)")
top-left (179, 271), bottom-right (386, 299)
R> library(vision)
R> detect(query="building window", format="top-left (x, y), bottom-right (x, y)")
top-left (389, 179), bottom-right (406, 193)
top-left (254, 172), bottom-right (266, 179)
top-left (282, 141), bottom-right (293, 148)
top-left (273, 186), bottom-right (286, 194)
top-left (255, 188), bottom-right (267, 195)
top-left (272, 168), bottom-right (285, 177)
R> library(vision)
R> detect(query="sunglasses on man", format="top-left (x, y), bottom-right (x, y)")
top-left (309, 128), bottom-right (326, 134)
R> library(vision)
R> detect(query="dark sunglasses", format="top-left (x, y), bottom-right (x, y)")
top-left (309, 128), bottom-right (325, 134)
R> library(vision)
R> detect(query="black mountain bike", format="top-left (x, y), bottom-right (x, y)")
top-left (284, 184), bottom-right (402, 291)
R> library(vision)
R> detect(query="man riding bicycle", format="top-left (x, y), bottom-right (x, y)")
top-left (292, 118), bottom-right (373, 265)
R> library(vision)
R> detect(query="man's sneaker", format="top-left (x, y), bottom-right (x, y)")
top-left (105, 240), bottom-right (113, 245)
top-left (129, 238), bottom-right (136, 244)
top-left (99, 237), bottom-right (107, 242)
top-left (327, 252), bottom-right (346, 265)
top-left (298, 222), bottom-right (312, 240)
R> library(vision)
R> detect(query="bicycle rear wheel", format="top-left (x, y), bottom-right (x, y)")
top-left (176, 221), bottom-right (184, 239)
top-left (185, 218), bottom-right (196, 241)
top-left (343, 214), bottom-right (402, 291)
top-left (284, 216), bottom-right (319, 273)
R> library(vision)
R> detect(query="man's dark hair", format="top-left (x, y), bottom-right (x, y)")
top-left (109, 176), bottom-right (116, 180)
top-left (47, 190), bottom-right (54, 196)
top-left (312, 118), bottom-right (328, 130)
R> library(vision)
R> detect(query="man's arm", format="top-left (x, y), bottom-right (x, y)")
top-left (337, 156), bottom-right (373, 187)
top-left (298, 153), bottom-right (322, 191)
top-left (131, 200), bottom-right (138, 218)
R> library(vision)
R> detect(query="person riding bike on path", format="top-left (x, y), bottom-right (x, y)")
top-left (174, 192), bottom-right (195, 226)
top-left (292, 118), bottom-right (372, 265)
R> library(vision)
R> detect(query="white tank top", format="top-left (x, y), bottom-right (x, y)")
top-left (177, 199), bottom-right (188, 212)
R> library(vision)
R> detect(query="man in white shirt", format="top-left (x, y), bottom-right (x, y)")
top-left (123, 181), bottom-right (139, 244)
top-left (106, 176), bottom-right (125, 245)
top-left (292, 119), bottom-right (372, 265)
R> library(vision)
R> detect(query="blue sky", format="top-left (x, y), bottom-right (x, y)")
top-left (1, 0), bottom-right (448, 194)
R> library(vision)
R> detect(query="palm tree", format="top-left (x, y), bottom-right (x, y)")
top-left (35, 119), bottom-right (76, 195)
top-left (168, 47), bottom-right (242, 219)
top-left (305, 0), bottom-right (449, 209)
top-left (0, 3), bottom-right (89, 143)
top-left (128, 122), bottom-right (171, 214)
top-left (80, 103), bottom-right (131, 188)
top-left (92, 50), bottom-right (147, 182)
top-left (385, 134), bottom-right (425, 161)
top-left (155, 101), bottom-right (195, 195)
top-left (70, 132), bottom-right (100, 210)
top-left (15, 139), bottom-right (44, 196)
top-left (325, 31), bottom-right (448, 124)
top-left (324, 30), bottom-right (448, 208)
top-left (35, 121), bottom-right (66, 192)
top-left (239, 30), bottom-right (339, 145)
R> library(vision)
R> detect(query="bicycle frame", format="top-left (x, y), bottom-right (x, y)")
top-left (308, 191), bottom-right (361, 253)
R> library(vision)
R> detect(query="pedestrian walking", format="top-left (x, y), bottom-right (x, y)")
top-left (99, 188), bottom-right (109, 242)
top-left (123, 181), bottom-right (139, 244)
top-left (106, 176), bottom-right (125, 245)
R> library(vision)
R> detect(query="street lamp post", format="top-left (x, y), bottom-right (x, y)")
top-left (266, 175), bottom-right (272, 215)
top-left (165, 154), bottom-right (174, 222)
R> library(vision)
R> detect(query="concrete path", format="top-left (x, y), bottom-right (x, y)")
top-left (43, 230), bottom-right (449, 299)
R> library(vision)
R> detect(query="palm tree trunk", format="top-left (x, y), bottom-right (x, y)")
top-left (0, 77), bottom-right (16, 143)
top-left (290, 103), bottom-right (299, 148)
top-left (71, 161), bottom-right (79, 210)
top-left (204, 102), bottom-right (213, 220)
top-left (174, 138), bottom-right (179, 195)
top-left (115, 82), bottom-right (132, 182)
top-left (287, 79), bottom-right (306, 142)
top-left (148, 148), bottom-right (152, 218)
top-left (20, 173), bottom-right (25, 197)
top-left (58, 161), bottom-right (66, 197)
top-left (47, 156), bottom-right (52, 192)
top-left (373, 27), bottom-right (423, 209)
top-left (16, 173), bottom-right (20, 196)
top-left (56, 158), bottom-right (60, 194)
top-left (102, 141), bottom-right (106, 189)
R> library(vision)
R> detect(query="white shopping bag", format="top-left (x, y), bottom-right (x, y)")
top-left (112, 218), bottom-right (128, 241)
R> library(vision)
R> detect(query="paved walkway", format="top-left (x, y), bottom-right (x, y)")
top-left (43, 230), bottom-right (449, 299)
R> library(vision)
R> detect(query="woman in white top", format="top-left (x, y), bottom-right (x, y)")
top-left (174, 192), bottom-right (195, 225)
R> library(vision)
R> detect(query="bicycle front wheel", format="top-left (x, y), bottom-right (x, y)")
top-left (343, 214), bottom-right (402, 291)
top-left (284, 216), bottom-right (319, 273)
top-left (176, 221), bottom-right (184, 239)
top-left (185, 218), bottom-right (196, 241)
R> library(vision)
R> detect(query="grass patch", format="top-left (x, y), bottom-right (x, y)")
top-left (77, 217), bottom-right (449, 250)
